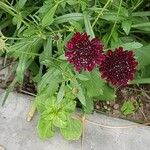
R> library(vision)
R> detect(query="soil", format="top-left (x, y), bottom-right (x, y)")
top-left (0, 58), bottom-right (150, 123)
top-left (95, 85), bottom-right (150, 123)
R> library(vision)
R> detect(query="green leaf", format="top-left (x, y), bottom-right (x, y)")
top-left (81, 70), bottom-right (104, 98)
top-left (37, 119), bottom-right (54, 139)
top-left (83, 11), bottom-right (95, 38)
top-left (40, 37), bottom-right (52, 63)
top-left (38, 68), bottom-right (62, 97)
top-left (8, 37), bottom-right (43, 58)
top-left (66, 0), bottom-right (78, 5)
top-left (84, 96), bottom-right (94, 114)
top-left (0, 2), bottom-right (17, 17)
top-left (60, 119), bottom-right (82, 140)
top-left (44, 96), bottom-right (57, 110)
top-left (134, 44), bottom-right (150, 69)
top-left (121, 101), bottom-right (135, 115)
top-left (76, 73), bottom-right (89, 81)
top-left (53, 112), bottom-right (67, 128)
top-left (141, 65), bottom-right (150, 78)
top-left (12, 38), bottom-right (42, 83)
top-left (42, 4), bottom-right (58, 27)
top-left (132, 22), bottom-right (150, 28)
top-left (75, 82), bottom-right (86, 106)
top-left (54, 13), bottom-right (83, 24)
top-left (122, 20), bottom-right (132, 35)
top-left (131, 78), bottom-right (150, 84)
top-left (57, 82), bottom-right (65, 102)
top-left (132, 11), bottom-right (150, 17)
top-left (44, 37), bottom-right (52, 56)
top-left (23, 26), bottom-right (37, 37)
top-left (100, 12), bottom-right (124, 22)
top-left (18, 0), bottom-right (27, 9)
top-left (121, 42), bottom-right (143, 50)
top-left (99, 84), bottom-right (116, 101)
top-left (16, 54), bottom-right (32, 83)
top-left (69, 21), bottom-right (83, 32)
top-left (62, 99), bottom-right (76, 113)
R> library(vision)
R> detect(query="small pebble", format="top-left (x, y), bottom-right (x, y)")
top-left (113, 104), bottom-right (119, 110)
top-left (106, 101), bottom-right (110, 105)
top-left (107, 107), bottom-right (111, 111)
top-left (104, 105), bottom-right (108, 110)
top-left (96, 105), bottom-right (100, 109)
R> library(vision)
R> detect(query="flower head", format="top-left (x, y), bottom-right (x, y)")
top-left (65, 32), bottom-right (104, 72)
top-left (100, 47), bottom-right (138, 86)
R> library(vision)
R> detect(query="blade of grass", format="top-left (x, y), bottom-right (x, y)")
top-left (2, 78), bottom-right (17, 106)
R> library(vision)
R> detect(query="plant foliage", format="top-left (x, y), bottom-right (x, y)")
top-left (0, 0), bottom-right (150, 140)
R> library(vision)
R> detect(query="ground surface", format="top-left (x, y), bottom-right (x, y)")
top-left (95, 85), bottom-right (150, 123)
top-left (0, 89), bottom-right (150, 150)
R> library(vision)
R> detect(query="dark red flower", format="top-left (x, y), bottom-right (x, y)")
top-left (65, 32), bottom-right (104, 72)
top-left (100, 47), bottom-right (138, 86)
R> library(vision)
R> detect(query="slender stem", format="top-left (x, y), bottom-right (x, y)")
top-left (132, 0), bottom-right (143, 11)
top-left (92, 0), bottom-right (112, 28)
top-left (106, 0), bottom-right (122, 45)
top-left (26, 100), bottom-right (37, 122)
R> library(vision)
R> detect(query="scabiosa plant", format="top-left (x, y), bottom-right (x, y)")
top-left (65, 32), bottom-right (105, 72)
top-left (100, 47), bottom-right (138, 86)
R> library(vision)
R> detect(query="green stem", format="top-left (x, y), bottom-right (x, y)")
top-left (92, 0), bottom-right (112, 28)
top-left (106, 0), bottom-right (122, 45)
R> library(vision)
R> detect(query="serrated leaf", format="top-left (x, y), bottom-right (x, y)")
top-left (76, 82), bottom-right (86, 106)
top-left (76, 73), bottom-right (89, 81)
top-left (62, 99), bottom-right (76, 113)
top-left (133, 44), bottom-right (150, 69)
top-left (121, 101), bottom-right (135, 115)
top-left (84, 96), bottom-right (94, 114)
top-left (38, 68), bottom-right (62, 97)
top-left (122, 20), bottom-right (132, 35)
top-left (99, 84), bottom-right (116, 101)
top-left (44, 96), bottom-right (57, 110)
top-left (37, 119), bottom-right (54, 139)
top-left (60, 119), bottom-right (82, 140)
top-left (42, 4), bottom-right (58, 27)
top-left (82, 70), bottom-right (104, 98)
top-left (38, 68), bottom-right (61, 92)
top-left (53, 112), bottom-right (67, 128)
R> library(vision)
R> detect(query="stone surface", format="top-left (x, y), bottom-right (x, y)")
top-left (0, 89), bottom-right (150, 150)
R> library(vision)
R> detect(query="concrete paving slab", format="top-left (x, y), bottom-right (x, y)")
top-left (0, 89), bottom-right (150, 150)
